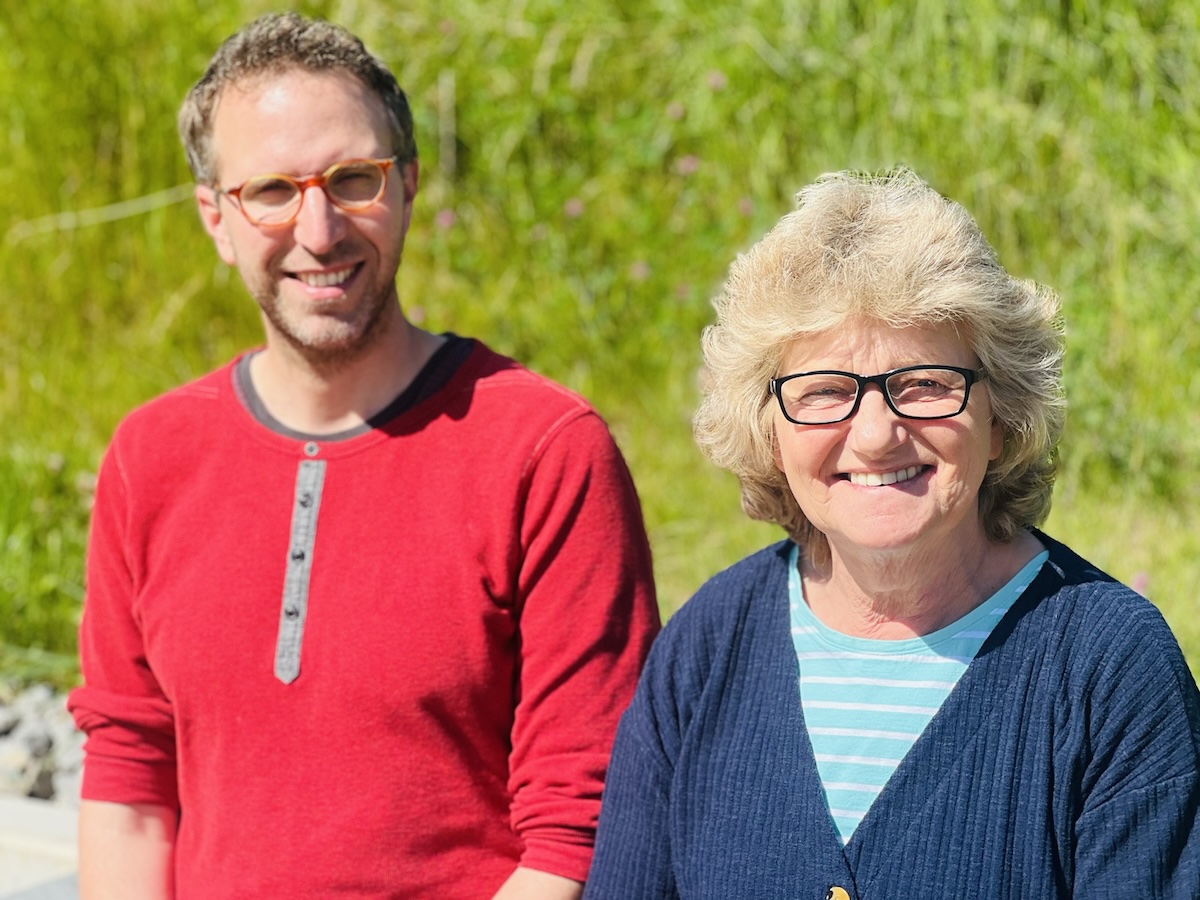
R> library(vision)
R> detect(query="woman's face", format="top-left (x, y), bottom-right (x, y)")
top-left (773, 318), bottom-right (1003, 562)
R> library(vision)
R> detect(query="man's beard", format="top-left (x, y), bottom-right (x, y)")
top-left (257, 274), bottom-right (398, 372)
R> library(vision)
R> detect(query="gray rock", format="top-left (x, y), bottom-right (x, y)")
top-left (13, 685), bottom-right (55, 717)
top-left (0, 686), bottom-right (85, 804)
top-left (0, 733), bottom-right (38, 796)
top-left (0, 704), bottom-right (19, 737)
top-left (12, 719), bottom-right (53, 760)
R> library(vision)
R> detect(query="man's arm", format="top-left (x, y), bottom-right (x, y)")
top-left (71, 443), bottom-right (182, 900)
top-left (491, 867), bottom-right (582, 900)
top-left (505, 411), bottom-right (660, 882)
top-left (78, 799), bottom-right (177, 900)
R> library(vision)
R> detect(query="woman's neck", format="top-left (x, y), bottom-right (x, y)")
top-left (800, 529), bottom-right (1043, 639)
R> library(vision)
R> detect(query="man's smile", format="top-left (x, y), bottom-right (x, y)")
top-left (290, 263), bottom-right (358, 288)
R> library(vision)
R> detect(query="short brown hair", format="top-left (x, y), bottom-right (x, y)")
top-left (178, 12), bottom-right (416, 185)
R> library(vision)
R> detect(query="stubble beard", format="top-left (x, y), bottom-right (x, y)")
top-left (258, 265), bottom-right (400, 374)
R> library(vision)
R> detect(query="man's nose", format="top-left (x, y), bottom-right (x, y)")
top-left (292, 185), bottom-right (347, 253)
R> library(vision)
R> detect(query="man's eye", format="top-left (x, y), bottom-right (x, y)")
top-left (242, 179), bottom-right (296, 204)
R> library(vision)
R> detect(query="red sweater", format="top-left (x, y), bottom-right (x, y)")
top-left (70, 341), bottom-right (660, 898)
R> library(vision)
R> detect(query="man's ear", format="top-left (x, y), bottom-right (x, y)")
top-left (195, 184), bottom-right (237, 266)
top-left (401, 159), bottom-right (419, 203)
top-left (394, 159), bottom-right (420, 239)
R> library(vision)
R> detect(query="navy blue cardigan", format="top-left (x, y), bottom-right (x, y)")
top-left (585, 534), bottom-right (1200, 899)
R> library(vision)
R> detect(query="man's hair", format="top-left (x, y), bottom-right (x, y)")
top-left (693, 167), bottom-right (1066, 567)
top-left (178, 12), bottom-right (417, 185)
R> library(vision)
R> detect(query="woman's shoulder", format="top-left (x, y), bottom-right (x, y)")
top-left (1033, 531), bottom-right (1177, 641)
top-left (641, 541), bottom-right (792, 686)
top-left (667, 540), bottom-right (792, 632)
top-left (1015, 532), bottom-right (1200, 804)
top-left (626, 540), bottom-right (795, 750)
top-left (1023, 531), bottom-right (1198, 713)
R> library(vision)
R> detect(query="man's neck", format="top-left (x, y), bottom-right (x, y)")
top-left (249, 316), bottom-right (445, 436)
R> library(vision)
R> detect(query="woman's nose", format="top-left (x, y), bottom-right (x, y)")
top-left (845, 385), bottom-right (905, 451)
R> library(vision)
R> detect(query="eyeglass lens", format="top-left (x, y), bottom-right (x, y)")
top-left (776, 367), bottom-right (970, 423)
top-left (238, 160), bottom-right (389, 224)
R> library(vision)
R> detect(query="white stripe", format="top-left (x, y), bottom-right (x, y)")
top-left (802, 675), bottom-right (957, 690)
top-left (806, 699), bottom-right (941, 715)
top-left (808, 726), bottom-right (923, 740)
top-left (822, 781), bottom-right (881, 793)
top-left (829, 807), bottom-right (868, 819)
top-left (796, 650), bottom-right (972, 664)
top-left (830, 811), bottom-right (868, 825)
top-left (815, 753), bottom-right (903, 767)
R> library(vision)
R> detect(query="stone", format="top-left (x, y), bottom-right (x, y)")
top-left (0, 704), bottom-right (19, 738)
top-left (0, 685), bottom-right (84, 803)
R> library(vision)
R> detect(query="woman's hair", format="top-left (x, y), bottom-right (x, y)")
top-left (178, 12), bottom-right (416, 185)
top-left (693, 167), bottom-right (1065, 565)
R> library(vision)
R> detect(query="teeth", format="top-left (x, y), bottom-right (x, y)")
top-left (848, 465), bottom-right (922, 487)
top-left (297, 267), bottom-right (354, 287)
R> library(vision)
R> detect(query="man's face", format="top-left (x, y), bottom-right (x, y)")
top-left (196, 68), bottom-right (419, 364)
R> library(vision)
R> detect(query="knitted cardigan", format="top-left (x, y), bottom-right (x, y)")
top-left (584, 533), bottom-right (1200, 899)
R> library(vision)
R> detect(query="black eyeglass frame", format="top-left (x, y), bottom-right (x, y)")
top-left (769, 364), bottom-right (989, 425)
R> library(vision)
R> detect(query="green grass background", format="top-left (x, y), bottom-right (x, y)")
top-left (1, 0), bottom-right (1197, 684)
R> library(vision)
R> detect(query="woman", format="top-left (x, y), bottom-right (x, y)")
top-left (584, 168), bottom-right (1200, 898)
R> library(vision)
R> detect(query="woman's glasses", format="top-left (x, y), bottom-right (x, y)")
top-left (769, 365), bottom-right (988, 425)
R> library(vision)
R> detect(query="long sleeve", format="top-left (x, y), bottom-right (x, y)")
top-left (584, 683), bottom-right (679, 898)
top-left (507, 409), bottom-right (660, 881)
top-left (1067, 594), bottom-right (1200, 896)
top-left (68, 437), bottom-right (179, 809)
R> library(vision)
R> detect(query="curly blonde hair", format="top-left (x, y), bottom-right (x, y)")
top-left (693, 168), bottom-right (1065, 566)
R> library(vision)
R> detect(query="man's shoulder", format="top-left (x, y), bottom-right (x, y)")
top-left (451, 340), bottom-right (609, 446)
top-left (460, 340), bottom-right (597, 415)
top-left (113, 358), bottom-right (239, 441)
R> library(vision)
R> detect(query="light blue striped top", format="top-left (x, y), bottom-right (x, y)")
top-left (789, 544), bottom-right (1048, 844)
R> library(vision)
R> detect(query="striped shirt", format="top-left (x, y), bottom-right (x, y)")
top-left (789, 545), bottom-right (1048, 843)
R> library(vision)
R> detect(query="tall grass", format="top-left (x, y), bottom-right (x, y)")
top-left (2, 0), bottom-right (1197, 680)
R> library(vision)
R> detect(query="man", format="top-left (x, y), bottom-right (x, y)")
top-left (68, 13), bottom-right (659, 899)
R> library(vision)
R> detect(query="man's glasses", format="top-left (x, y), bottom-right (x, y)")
top-left (769, 365), bottom-right (988, 425)
top-left (217, 156), bottom-right (399, 227)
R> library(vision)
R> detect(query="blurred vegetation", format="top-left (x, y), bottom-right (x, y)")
top-left (1, 0), bottom-right (1197, 683)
